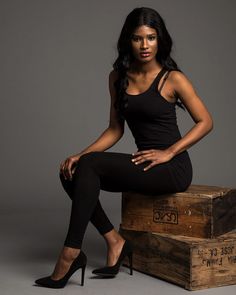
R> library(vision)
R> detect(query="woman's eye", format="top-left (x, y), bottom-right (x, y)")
top-left (132, 37), bottom-right (139, 42)
top-left (132, 36), bottom-right (156, 42)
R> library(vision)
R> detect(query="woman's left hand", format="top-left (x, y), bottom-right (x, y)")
top-left (131, 149), bottom-right (175, 171)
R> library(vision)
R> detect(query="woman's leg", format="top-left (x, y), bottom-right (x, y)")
top-left (51, 150), bottom-right (178, 279)
top-left (59, 173), bottom-right (114, 235)
top-left (63, 150), bottom-right (178, 249)
top-left (59, 172), bottom-right (126, 266)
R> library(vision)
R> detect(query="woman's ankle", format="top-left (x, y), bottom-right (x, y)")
top-left (62, 246), bottom-right (81, 259)
top-left (103, 229), bottom-right (125, 247)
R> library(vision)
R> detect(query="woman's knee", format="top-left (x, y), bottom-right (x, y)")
top-left (77, 151), bottom-right (102, 168)
top-left (79, 151), bottom-right (101, 161)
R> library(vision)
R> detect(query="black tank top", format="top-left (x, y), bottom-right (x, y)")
top-left (122, 67), bottom-right (183, 151)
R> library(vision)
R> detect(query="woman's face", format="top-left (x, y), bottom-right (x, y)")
top-left (130, 25), bottom-right (158, 63)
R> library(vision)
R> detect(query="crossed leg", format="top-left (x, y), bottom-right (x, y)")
top-left (51, 150), bottom-right (176, 279)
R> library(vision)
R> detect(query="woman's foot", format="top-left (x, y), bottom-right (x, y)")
top-left (92, 239), bottom-right (133, 277)
top-left (50, 246), bottom-right (81, 280)
top-left (103, 229), bottom-right (126, 266)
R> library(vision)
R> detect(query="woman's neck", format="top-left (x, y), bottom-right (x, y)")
top-left (130, 60), bottom-right (162, 75)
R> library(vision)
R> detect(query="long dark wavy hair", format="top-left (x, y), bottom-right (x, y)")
top-left (112, 7), bottom-right (186, 122)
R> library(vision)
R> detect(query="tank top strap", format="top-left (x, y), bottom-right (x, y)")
top-left (158, 70), bottom-right (171, 93)
top-left (150, 67), bottom-right (168, 91)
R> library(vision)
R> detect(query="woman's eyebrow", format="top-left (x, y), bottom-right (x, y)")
top-left (132, 33), bottom-right (157, 37)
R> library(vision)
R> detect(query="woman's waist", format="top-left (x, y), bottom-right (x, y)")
top-left (137, 144), bottom-right (190, 155)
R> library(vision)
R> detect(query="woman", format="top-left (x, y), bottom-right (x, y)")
top-left (35, 7), bottom-right (213, 288)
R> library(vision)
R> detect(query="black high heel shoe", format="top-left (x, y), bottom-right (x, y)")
top-left (34, 250), bottom-right (87, 288)
top-left (92, 239), bottom-right (134, 277)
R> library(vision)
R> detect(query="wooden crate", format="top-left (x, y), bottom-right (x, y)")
top-left (121, 184), bottom-right (236, 239)
top-left (119, 227), bottom-right (236, 290)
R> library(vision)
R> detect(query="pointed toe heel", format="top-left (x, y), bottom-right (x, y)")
top-left (92, 239), bottom-right (134, 277)
top-left (34, 250), bottom-right (87, 289)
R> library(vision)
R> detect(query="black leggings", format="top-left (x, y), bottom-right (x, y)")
top-left (60, 150), bottom-right (192, 249)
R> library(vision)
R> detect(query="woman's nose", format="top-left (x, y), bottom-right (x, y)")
top-left (141, 38), bottom-right (149, 49)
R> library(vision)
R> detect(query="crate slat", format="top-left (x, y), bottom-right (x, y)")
top-left (121, 184), bottom-right (236, 238)
top-left (119, 227), bottom-right (236, 290)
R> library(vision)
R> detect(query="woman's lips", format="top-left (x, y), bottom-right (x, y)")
top-left (140, 52), bottom-right (151, 57)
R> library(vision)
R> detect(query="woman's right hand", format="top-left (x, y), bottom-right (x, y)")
top-left (60, 154), bottom-right (81, 181)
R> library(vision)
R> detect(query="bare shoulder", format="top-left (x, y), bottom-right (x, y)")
top-left (167, 70), bottom-right (197, 99)
top-left (168, 70), bottom-right (191, 84)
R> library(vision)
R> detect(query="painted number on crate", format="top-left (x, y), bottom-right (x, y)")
top-left (153, 206), bottom-right (178, 224)
top-left (197, 245), bottom-right (236, 267)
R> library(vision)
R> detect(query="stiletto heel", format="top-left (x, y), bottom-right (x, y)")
top-left (128, 251), bottom-right (133, 275)
top-left (34, 250), bottom-right (87, 288)
top-left (81, 264), bottom-right (86, 286)
top-left (92, 239), bottom-right (134, 277)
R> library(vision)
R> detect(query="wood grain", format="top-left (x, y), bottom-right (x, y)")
top-left (121, 184), bottom-right (236, 238)
top-left (119, 227), bottom-right (236, 290)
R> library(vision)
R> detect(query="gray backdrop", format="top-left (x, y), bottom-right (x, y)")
top-left (1, 0), bottom-right (236, 221)
top-left (1, 1), bottom-right (236, 294)
top-left (2, 0), bottom-right (236, 213)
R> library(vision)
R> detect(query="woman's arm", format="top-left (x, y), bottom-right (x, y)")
top-left (75, 70), bottom-right (125, 157)
top-left (166, 71), bottom-right (213, 157)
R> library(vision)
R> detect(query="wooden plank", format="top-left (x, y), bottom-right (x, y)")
top-left (121, 184), bottom-right (236, 238)
top-left (119, 227), bottom-right (236, 290)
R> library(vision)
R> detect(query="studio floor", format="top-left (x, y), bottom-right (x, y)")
top-left (1, 209), bottom-right (235, 295)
